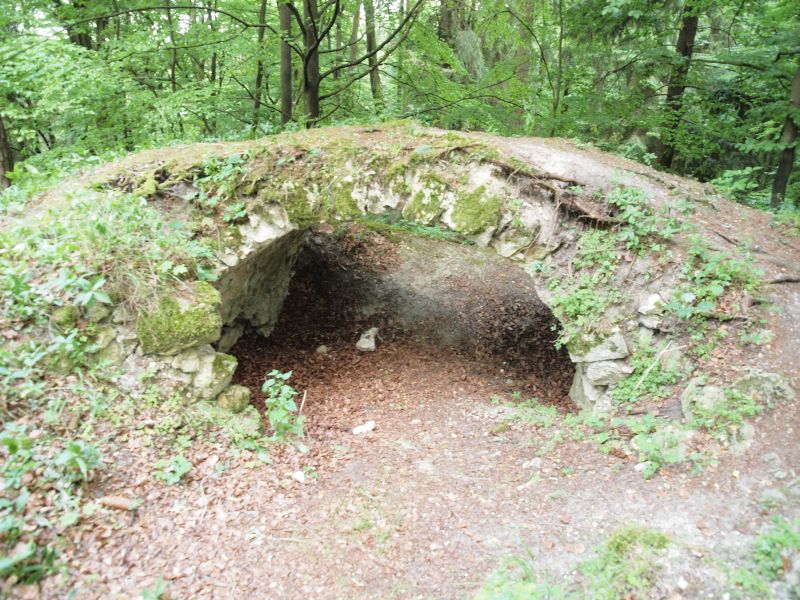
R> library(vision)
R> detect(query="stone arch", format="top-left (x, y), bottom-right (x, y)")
top-left (108, 125), bottom-right (684, 413)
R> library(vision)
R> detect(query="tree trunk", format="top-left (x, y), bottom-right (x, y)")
top-left (165, 1), bottom-right (178, 92)
top-left (439, 0), bottom-right (454, 42)
top-left (349, 3), bottom-right (361, 64)
top-left (253, 0), bottom-right (269, 131)
top-left (279, 0), bottom-right (293, 125)
top-left (303, 0), bottom-right (321, 123)
top-left (0, 110), bottom-right (13, 190)
top-left (364, 0), bottom-right (383, 111)
top-left (771, 64), bottom-right (800, 208)
top-left (658, 1), bottom-right (699, 169)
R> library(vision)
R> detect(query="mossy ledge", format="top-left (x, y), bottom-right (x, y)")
top-left (136, 281), bottom-right (223, 356)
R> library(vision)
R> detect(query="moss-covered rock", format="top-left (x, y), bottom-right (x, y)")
top-left (217, 384), bottom-right (251, 413)
top-left (50, 305), bottom-right (80, 330)
top-left (136, 281), bottom-right (222, 355)
top-left (732, 370), bottom-right (795, 404)
top-left (192, 349), bottom-right (237, 401)
top-left (451, 186), bottom-right (501, 235)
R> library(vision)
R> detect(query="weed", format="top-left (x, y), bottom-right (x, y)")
top-left (579, 526), bottom-right (670, 599)
top-left (152, 454), bottom-right (192, 485)
top-left (262, 370), bottom-right (306, 442)
top-left (690, 388), bottom-right (763, 441)
top-left (611, 342), bottom-right (681, 405)
top-left (53, 441), bottom-right (104, 487)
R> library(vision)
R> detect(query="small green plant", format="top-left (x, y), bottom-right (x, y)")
top-left (579, 526), bottom-right (670, 599)
top-left (262, 370), bottom-right (306, 442)
top-left (611, 342), bottom-right (681, 405)
top-left (53, 440), bottom-right (104, 486)
top-left (222, 201), bottom-right (248, 223)
top-left (152, 454), bottom-right (192, 485)
top-left (140, 577), bottom-right (169, 600)
top-left (666, 237), bottom-right (761, 320)
top-left (690, 388), bottom-right (763, 440)
top-left (752, 516), bottom-right (800, 581)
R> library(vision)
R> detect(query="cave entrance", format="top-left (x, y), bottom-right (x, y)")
top-left (227, 224), bottom-right (575, 427)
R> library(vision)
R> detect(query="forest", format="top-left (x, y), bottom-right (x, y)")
top-left (1, 0), bottom-right (798, 211)
top-left (2, 1), bottom-right (800, 598)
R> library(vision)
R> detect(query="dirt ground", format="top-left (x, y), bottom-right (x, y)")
top-left (19, 225), bottom-right (797, 600)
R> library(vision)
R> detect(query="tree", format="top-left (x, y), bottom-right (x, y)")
top-left (771, 64), bottom-right (800, 207)
top-left (658, 1), bottom-right (699, 169)
top-left (0, 110), bottom-right (12, 189)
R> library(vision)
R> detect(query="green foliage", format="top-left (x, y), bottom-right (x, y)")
top-left (357, 212), bottom-right (471, 244)
top-left (752, 517), bottom-right (800, 581)
top-left (0, 424), bottom-right (105, 583)
top-left (606, 186), bottom-right (683, 253)
top-left (691, 389), bottom-right (764, 440)
top-left (53, 440), bottom-right (104, 487)
top-left (152, 454), bottom-right (192, 485)
top-left (579, 527), bottom-right (670, 599)
top-left (667, 238), bottom-right (762, 320)
top-left (611, 343), bottom-right (681, 405)
top-left (262, 370), bottom-right (306, 442)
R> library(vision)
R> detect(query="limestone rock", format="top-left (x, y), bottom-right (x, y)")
top-left (680, 377), bottom-right (726, 422)
top-left (193, 350), bottom-right (238, 401)
top-left (316, 345), bottom-right (329, 355)
top-left (569, 365), bottom-right (613, 412)
top-left (356, 327), bottom-right (379, 352)
top-left (732, 370), bottom-right (795, 404)
top-left (50, 305), bottom-right (80, 330)
top-left (638, 293), bottom-right (665, 316)
top-left (92, 326), bottom-right (116, 351)
top-left (568, 330), bottom-right (629, 363)
top-left (136, 281), bottom-right (222, 356)
top-left (216, 384), bottom-right (251, 414)
top-left (217, 323), bottom-right (244, 353)
top-left (585, 360), bottom-right (633, 386)
top-left (86, 303), bottom-right (112, 323)
top-left (172, 348), bottom-right (202, 373)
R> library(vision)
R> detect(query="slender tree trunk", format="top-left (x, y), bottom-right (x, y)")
top-left (279, 0), bottom-right (293, 125)
top-left (439, 0), bottom-right (454, 42)
top-left (658, 1), bottom-right (698, 169)
top-left (0, 110), bottom-right (13, 190)
top-left (253, 0), bottom-right (269, 131)
top-left (165, 1), bottom-right (178, 92)
top-left (349, 3), bottom-right (361, 64)
top-left (333, 14), bottom-right (342, 80)
top-left (364, 0), bottom-right (383, 111)
top-left (303, 0), bottom-right (321, 123)
top-left (771, 64), bottom-right (800, 208)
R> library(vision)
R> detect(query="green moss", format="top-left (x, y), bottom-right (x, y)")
top-left (327, 180), bottom-right (362, 221)
top-left (50, 305), bottom-right (80, 330)
top-left (134, 173), bottom-right (158, 197)
top-left (451, 185), bottom-right (502, 235)
top-left (136, 281), bottom-right (222, 355)
top-left (402, 188), bottom-right (443, 225)
top-left (212, 353), bottom-right (237, 379)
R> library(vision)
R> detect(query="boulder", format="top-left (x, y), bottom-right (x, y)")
top-left (193, 350), bottom-right (238, 401)
top-left (568, 330), bottom-right (629, 363)
top-left (136, 281), bottom-right (222, 355)
top-left (356, 327), bottom-right (379, 352)
top-left (585, 360), bottom-right (633, 386)
top-left (216, 385), bottom-right (251, 414)
top-left (732, 370), bottom-right (795, 404)
top-left (680, 377), bottom-right (726, 422)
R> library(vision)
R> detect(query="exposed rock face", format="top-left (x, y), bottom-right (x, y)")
top-left (193, 349), bottom-right (238, 401)
top-left (136, 281), bottom-right (222, 355)
top-left (568, 330), bottom-right (631, 411)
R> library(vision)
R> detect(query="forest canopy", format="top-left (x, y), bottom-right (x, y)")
top-left (1, 0), bottom-right (798, 209)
